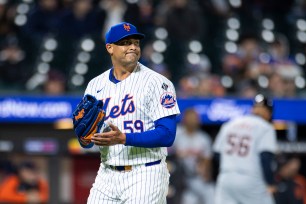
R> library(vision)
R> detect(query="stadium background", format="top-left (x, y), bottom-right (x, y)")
top-left (0, 0), bottom-right (306, 203)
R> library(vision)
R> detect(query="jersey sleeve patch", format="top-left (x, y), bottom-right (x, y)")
top-left (162, 83), bottom-right (168, 90)
top-left (160, 92), bottom-right (176, 109)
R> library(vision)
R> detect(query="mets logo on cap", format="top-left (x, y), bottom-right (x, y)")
top-left (123, 23), bottom-right (131, 31)
top-left (160, 92), bottom-right (176, 109)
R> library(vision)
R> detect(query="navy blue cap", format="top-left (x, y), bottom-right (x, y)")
top-left (254, 94), bottom-right (273, 112)
top-left (105, 22), bottom-right (145, 44)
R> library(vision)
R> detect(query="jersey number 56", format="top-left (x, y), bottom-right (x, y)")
top-left (226, 134), bottom-right (251, 157)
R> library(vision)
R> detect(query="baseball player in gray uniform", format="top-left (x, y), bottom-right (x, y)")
top-left (213, 94), bottom-right (278, 204)
top-left (82, 22), bottom-right (180, 204)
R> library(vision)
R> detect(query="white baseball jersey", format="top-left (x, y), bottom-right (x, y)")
top-left (174, 125), bottom-right (212, 176)
top-left (84, 62), bottom-right (180, 166)
top-left (213, 114), bottom-right (277, 204)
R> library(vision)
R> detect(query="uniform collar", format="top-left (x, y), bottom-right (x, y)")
top-left (109, 68), bottom-right (121, 84)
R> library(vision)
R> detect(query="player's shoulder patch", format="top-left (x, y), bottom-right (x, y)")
top-left (162, 82), bottom-right (168, 91)
top-left (160, 92), bottom-right (176, 109)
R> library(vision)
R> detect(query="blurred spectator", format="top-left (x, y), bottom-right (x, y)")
top-left (177, 73), bottom-right (227, 98)
top-left (247, 60), bottom-right (274, 80)
top-left (196, 0), bottom-right (231, 17)
top-left (236, 79), bottom-right (259, 98)
top-left (0, 35), bottom-right (29, 89)
top-left (159, 0), bottom-right (206, 84)
top-left (0, 161), bottom-right (49, 203)
top-left (267, 68), bottom-right (301, 98)
top-left (0, 0), bottom-right (304, 96)
top-left (221, 36), bottom-right (263, 95)
top-left (100, 0), bottom-right (153, 41)
top-left (196, 75), bottom-right (213, 97)
top-left (232, 34), bottom-right (262, 83)
top-left (221, 53), bottom-right (244, 81)
top-left (0, 160), bottom-right (15, 203)
top-left (58, 0), bottom-right (103, 39)
top-left (153, 0), bottom-right (172, 27)
top-left (131, 0), bottom-right (155, 37)
top-left (177, 75), bottom-right (198, 98)
top-left (281, 75), bottom-right (298, 98)
top-left (140, 41), bottom-right (172, 79)
top-left (268, 34), bottom-right (290, 63)
top-left (123, 2), bottom-right (140, 27)
top-left (24, 0), bottom-right (61, 40)
top-left (166, 154), bottom-right (187, 204)
top-left (181, 157), bottom-right (215, 204)
top-left (151, 63), bottom-right (172, 80)
top-left (221, 31), bottom-right (306, 98)
top-left (60, 0), bottom-right (73, 9)
top-left (42, 69), bottom-right (66, 95)
top-left (100, 0), bottom-right (126, 38)
top-left (268, 34), bottom-right (302, 72)
top-left (164, 0), bottom-right (205, 42)
top-left (186, 54), bottom-right (212, 75)
top-left (197, 74), bottom-right (226, 97)
top-left (237, 34), bottom-right (261, 65)
top-left (275, 155), bottom-right (306, 204)
top-left (289, 0), bottom-right (306, 18)
top-left (267, 72), bottom-right (286, 97)
top-left (265, 34), bottom-right (302, 97)
top-left (0, 1), bottom-right (18, 39)
top-left (140, 41), bottom-right (157, 65)
top-left (0, 160), bottom-right (15, 186)
top-left (173, 108), bottom-right (214, 204)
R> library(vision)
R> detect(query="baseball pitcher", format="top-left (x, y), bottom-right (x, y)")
top-left (73, 22), bottom-right (180, 204)
top-left (213, 94), bottom-right (278, 204)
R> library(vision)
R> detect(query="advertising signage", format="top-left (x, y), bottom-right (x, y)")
top-left (0, 96), bottom-right (305, 124)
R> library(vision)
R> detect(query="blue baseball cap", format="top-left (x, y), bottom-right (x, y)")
top-left (105, 22), bottom-right (145, 44)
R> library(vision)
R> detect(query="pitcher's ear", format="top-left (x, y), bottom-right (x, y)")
top-left (106, 44), bottom-right (113, 54)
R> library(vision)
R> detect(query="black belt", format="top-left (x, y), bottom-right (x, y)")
top-left (109, 160), bottom-right (161, 172)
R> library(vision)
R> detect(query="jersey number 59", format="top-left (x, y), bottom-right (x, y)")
top-left (123, 120), bottom-right (144, 133)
